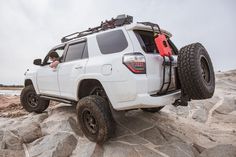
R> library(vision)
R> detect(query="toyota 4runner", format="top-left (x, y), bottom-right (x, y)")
top-left (21, 15), bottom-right (215, 143)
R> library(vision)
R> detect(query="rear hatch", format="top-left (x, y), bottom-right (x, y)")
top-left (134, 30), bottom-right (179, 95)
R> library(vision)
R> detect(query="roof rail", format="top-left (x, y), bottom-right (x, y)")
top-left (61, 14), bottom-right (133, 43)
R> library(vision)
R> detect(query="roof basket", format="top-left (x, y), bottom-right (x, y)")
top-left (61, 14), bottom-right (133, 43)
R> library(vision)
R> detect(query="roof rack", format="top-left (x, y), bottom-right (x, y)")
top-left (61, 14), bottom-right (133, 43)
top-left (137, 22), bottom-right (161, 31)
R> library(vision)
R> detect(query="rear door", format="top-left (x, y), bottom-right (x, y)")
top-left (58, 40), bottom-right (88, 100)
top-left (133, 30), bottom-right (177, 94)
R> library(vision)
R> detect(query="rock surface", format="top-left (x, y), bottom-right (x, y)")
top-left (0, 70), bottom-right (236, 157)
top-left (27, 132), bottom-right (77, 157)
top-left (200, 144), bottom-right (236, 157)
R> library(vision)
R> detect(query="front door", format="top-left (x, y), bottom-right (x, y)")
top-left (37, 46), bottom-right (65, 96)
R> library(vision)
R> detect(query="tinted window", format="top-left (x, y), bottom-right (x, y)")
top-left (134, 30), bottom-right (178, 55)
top-left (96, 30), bottom-right (128, 54)
top-left (65, 42), bottom-right (86, 62)
top-left (134, 30), bottom-right (158, 54)
top-left (82, 44), bottom-right (88, 59)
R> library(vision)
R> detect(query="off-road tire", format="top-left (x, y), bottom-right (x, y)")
top-left (77, 95), bottom-right (115, 143)
top-left (178, 43), bottom-right (215, 99)
top-left (20, 85), bottom-right (49, 113)
top-left (141, 106), bottom-right (164, 113)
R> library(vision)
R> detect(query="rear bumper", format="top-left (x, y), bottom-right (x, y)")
top-left (112, 90), bottom-right (181, 110)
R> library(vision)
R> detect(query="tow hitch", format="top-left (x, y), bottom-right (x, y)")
top-left (172, 93), bottom-right (190, 106)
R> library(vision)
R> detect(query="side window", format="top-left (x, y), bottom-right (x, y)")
top-left (55, 48), bottom-right (65, 60)
top-left (82, 43), bottom-right (88, 59)
top-left (96, 30), bottom-right (128, 54)
top-left (43, 46), bottom-right (65, 65)
top-left (65, 42), bottom-right (87, 62)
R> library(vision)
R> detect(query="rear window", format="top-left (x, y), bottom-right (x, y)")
top-left (65, 42), bottom-right (88, 62)
top-left (134, 30), bottom-right (178, 55)
top-left (134, 30), bottom-right (158, 54)
top-left (96, 30), bottom-right (128, 54)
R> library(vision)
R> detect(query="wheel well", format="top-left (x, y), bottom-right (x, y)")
top-left (78, 79), bottom-right (105, 99)
top-left (25, 79), bottom-right (33, 87)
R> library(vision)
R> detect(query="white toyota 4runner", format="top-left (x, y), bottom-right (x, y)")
top-left (21, 15), bottom-right (215, 143)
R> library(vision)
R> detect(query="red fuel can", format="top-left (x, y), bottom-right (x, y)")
top-left (154, 34), bottom-right (172, 57)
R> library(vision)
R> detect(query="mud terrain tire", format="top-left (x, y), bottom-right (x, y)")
top-left (178, 43), bottom-right (215, 99)
top-left (77, 95), bottom-right (114, 143)
top-left (20, 85), bottom-right (49, 113)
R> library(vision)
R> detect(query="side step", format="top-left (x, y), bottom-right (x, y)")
top-left (39, 95), bottom-right (77, 105)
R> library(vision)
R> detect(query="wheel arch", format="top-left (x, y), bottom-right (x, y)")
top-left (24, 79), bottom-right (33, 87)
top-left (77, 79), bottom-right (106, 99)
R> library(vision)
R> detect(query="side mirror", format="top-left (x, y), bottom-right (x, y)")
top-left (33, 59), bottom-right (42, 66)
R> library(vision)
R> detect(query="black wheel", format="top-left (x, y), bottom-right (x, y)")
top-left (141, 106), bottom-right (164, 113)
top-left (20, 85), bottom-right (49, 113)
top-left (77, 95), bottom-right (114, 143)
top-left (178, 43), bottom-right (215, 100)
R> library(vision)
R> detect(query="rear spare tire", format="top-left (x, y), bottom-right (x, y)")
top-left (178, 43), bottom-right (215, 100)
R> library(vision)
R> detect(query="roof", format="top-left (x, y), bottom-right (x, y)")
top-left (125, 23), bottom-right (172, 37)
top-left (60, 14), bottom-right (172, 43)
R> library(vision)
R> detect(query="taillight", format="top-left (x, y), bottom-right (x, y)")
top-left (123, 52), bottom-right (146, 74)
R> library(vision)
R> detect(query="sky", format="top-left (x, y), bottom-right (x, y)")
top-left (0, 0), bottom-right (235, 85)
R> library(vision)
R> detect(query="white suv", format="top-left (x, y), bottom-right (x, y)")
top-left (21, 15), bottom-right (215, 143)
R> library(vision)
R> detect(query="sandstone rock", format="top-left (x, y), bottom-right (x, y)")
top-left (192, 143), bottom-right (206, 153)
top-left (138, 127), bottom-right (168, 145)
top-left (200, 144), bottom-right (236, 157)
top-left (112, 123), bottom-right (131, 138)
top-left (70, 139), bottom-right (96, 157)
top-left (212, 112), bottom-right (236, 123)
top-left (22, 112), bottom-right (48, 123)
top-left (1, 70), bottom-right (236, 157)
top-left (116, 115), bottom-right (153, 133)
top-left (10, 122), bottom-right (42, 143)
top-left (103, 141), bottom-right (139, 157)
top-left (189, 95), bottom-right (219, 113)
top-left (134, 145), bottom-right (164, 157)
top-left (113, 134), bottom-right (148, 145)
top-left (2, 130), bottom-right (23, 150)
top-left (41, 117), bottom-right (82, 136)
top-left (156, 141), bottom-right (198, 157)
top-left (48, 105), bottom-right (77, 120)
top-left (214, 97), bottom-right (236, 114)
top-left (169, 105), bottom-right (190, 118)
top-left (28, 132), bottom-right (77, 157)
top-left (0, 130), bottom-right (4, 149)
top-left (0, 118), bottom-right (14, 129)
top-left (0, 149), bottom-right (25, 157)
top-left (192, 108), bottom-right (208, 123)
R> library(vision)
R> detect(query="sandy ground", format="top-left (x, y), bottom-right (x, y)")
top-left (0, 95), bottom-right (59, 118)
top-left (0, 87), bottom-right (22, 90)
top-left (0, 95), bottom-right (26, 118)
